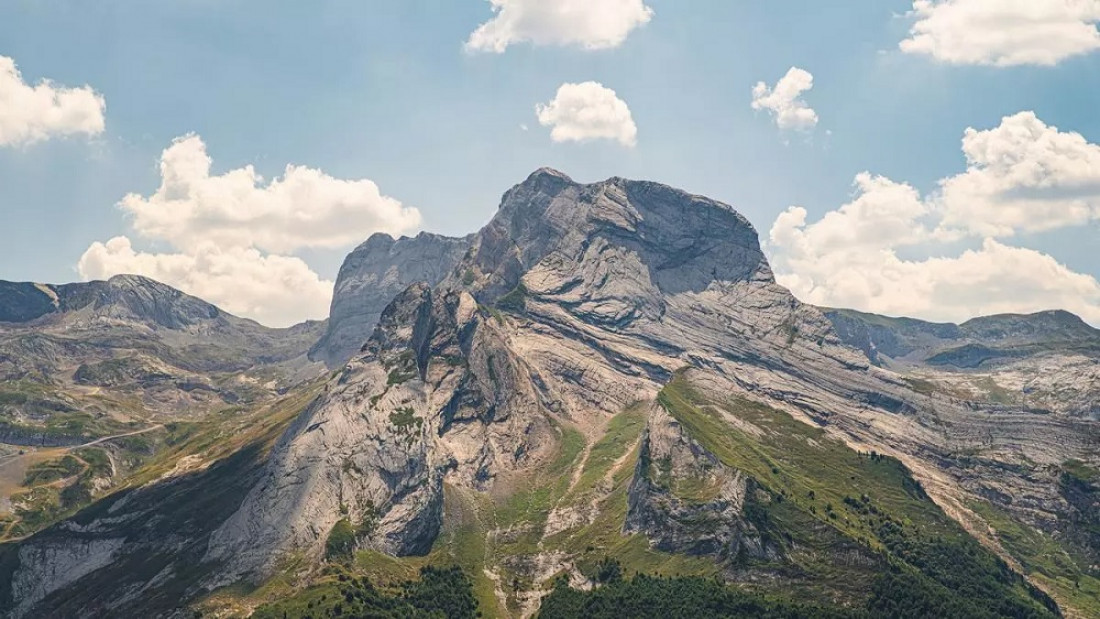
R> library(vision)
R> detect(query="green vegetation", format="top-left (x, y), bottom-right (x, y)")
top-left (325, 519), bottom-right (357, 561)
top-left (1062, 459), bottom-right (1099, 485)
top-left (389, 407), bottom-right (424, 438)
top-left (496, 283), bottom-right (528, 313)
top-left (971, 376), bottom-right (1017, 405)
top-left (384, 350), bottom-right (420, 386)
top-left (387, 367), bottom-right (418, 386)
top-left (23, 455), bottom-right (84, 485)
top-left (902, 377), bottom-right (941, 396)
top-left (74, 447), bottom-right (113, 477)
top-left (538, 570), bottom-right (857, 619)
top-left (655, 373), bottom-right (1059, 616)
top-left (251, 565), bottom-right (478, 619)
top-left (968, 495), bottom-right (1100, 616)
top-left (0, 381), bottom-right (140, 441)
top-left (10, 449), bottom-right (119, 537)
top-left (568, 405), bottom-right (646, 499)
top-left (489, 423), bottom-right (586, 559)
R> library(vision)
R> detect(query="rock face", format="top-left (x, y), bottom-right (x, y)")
top-left (309, 232), bottom-right (472, 367)
top-left (207, 279), bottom-right (560, 580)
top-left (204, 168), bottom-right (889, 579)
top-left (4, 169), bottom-right (1098, 617)
top-left (625, 403), bottom-right (772, 561)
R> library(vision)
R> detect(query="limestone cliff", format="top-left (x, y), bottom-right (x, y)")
top-left (309, 232), bottom-right (472, 367)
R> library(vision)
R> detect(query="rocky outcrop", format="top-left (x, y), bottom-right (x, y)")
top-left (9, 538), bottom-right (125, 617)
top-left (309, 232), bottom-right (472, 367)
top-left (626, 403), bottom-right (774, 561)
top-left (207, 283), bottom-right (557, 581)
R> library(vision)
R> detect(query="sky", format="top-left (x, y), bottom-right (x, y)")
top-left (1, 0), bottom-right (1100, 327)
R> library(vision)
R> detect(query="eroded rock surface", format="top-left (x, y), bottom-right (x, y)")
top-left (309, 232), bottom-right (472, 367)
top-left (5, 169), bottom-right (1097, 618)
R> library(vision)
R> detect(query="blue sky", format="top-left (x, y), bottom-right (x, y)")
top-left (1, 1), bottom-right (1099, 326)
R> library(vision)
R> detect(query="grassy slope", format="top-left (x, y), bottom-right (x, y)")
top-left (0, 381), bottom-right (327, 617)
top-left (656, 373), bottom-right (1060, 617)
top-left (191, 370), bottom-right (1077, 618)
top-left (235, 405), bottom-right (716, 619)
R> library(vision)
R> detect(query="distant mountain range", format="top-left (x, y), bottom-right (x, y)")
top-left (0, 169), bottom-right (1096, 618)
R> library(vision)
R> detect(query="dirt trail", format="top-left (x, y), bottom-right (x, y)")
top-left (75, 424), bottom-right (164, 448)
top-left (0, 424), bottom-right (165, 507)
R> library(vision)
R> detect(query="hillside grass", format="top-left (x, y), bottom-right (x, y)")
top-left (968, 496), bottom-right (1100, 617)
top-left (656, 373), bottom-right (1059, 617)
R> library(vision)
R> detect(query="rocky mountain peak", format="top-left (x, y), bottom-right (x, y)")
top-left (6, 169), bottom-right (1098, 618)
top-left (59, 274), bottom-right (223, 330)
top-left (960, 309), bottom-right (1099, 343)
top-left (309, 231), bottom-right (473, 367)
top-left (0, 275), bottom-right (225, 331)
top-left (455, 170), bottom-right (773, 310)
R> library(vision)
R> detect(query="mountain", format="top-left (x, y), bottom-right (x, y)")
top-left (0, 274), bottom-right (325, 424)
top-left (309, 232), bottom-right (472, 367)
top-left (825, 308), bottom-right (1100, 419)
top-left (0, 274), bottom-right (325, 546)
top-left (825, 307), bottom-right (1100, 369)
top-left (1, 170), bottom-right (1097, 618)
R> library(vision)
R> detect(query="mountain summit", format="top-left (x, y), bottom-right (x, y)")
top-left (2, 170), bottom-right (1096, 618)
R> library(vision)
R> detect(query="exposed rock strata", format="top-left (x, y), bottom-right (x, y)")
top-left (5, 169), bottom-right (1097, 617)
top-left (309, 232), bottom-right (472, 367)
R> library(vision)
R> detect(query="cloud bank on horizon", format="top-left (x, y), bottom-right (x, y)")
top-left (78, 135), bottom-right (422, 327)
top-left (768, 112), bottom-right (1100, 325)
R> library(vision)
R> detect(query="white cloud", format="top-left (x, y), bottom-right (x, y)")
top-left (900, 0), bottom-right (1100, 67)
top-left (78, 237), bottom-right (333, 328)
top-left (466, 0), bottom-right (653, 53)
top-left (536, 82), bottom-right (638, 147)
top-left (0, 55), bottom-right (105, 147)
top-left (936, 112), bottom-right (1100, 237)
top-left (767, 112), bottom-right (1100, 325)
top-left (121, 134), bottom-right (421, 254)
top-left (78, 135), bottom-right (423, 327)
top-left (751, 67), bottom-right (819, 132)
top-left (770, 173), bottom-right (932, 257)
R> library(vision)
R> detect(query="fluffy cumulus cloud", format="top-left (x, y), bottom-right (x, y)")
top-left (768, 112), bottom-right (1100, 325)
top-left (466, 0), bottom-right (653, 53)
top-left (751, 67), bottom-right (818, 132)
top-left (78, 135), bottom-right (423, 327)
top-left (900, 0), bottom-right (1100, 67)
top-left (536, 82), bottom-right (638, 147)
top-left (936, 112), bottom-right (1100, 237)
top-left (0, 55), bottom-right (105, 147)
top-left (120, 134), bottom-right (421, 254)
